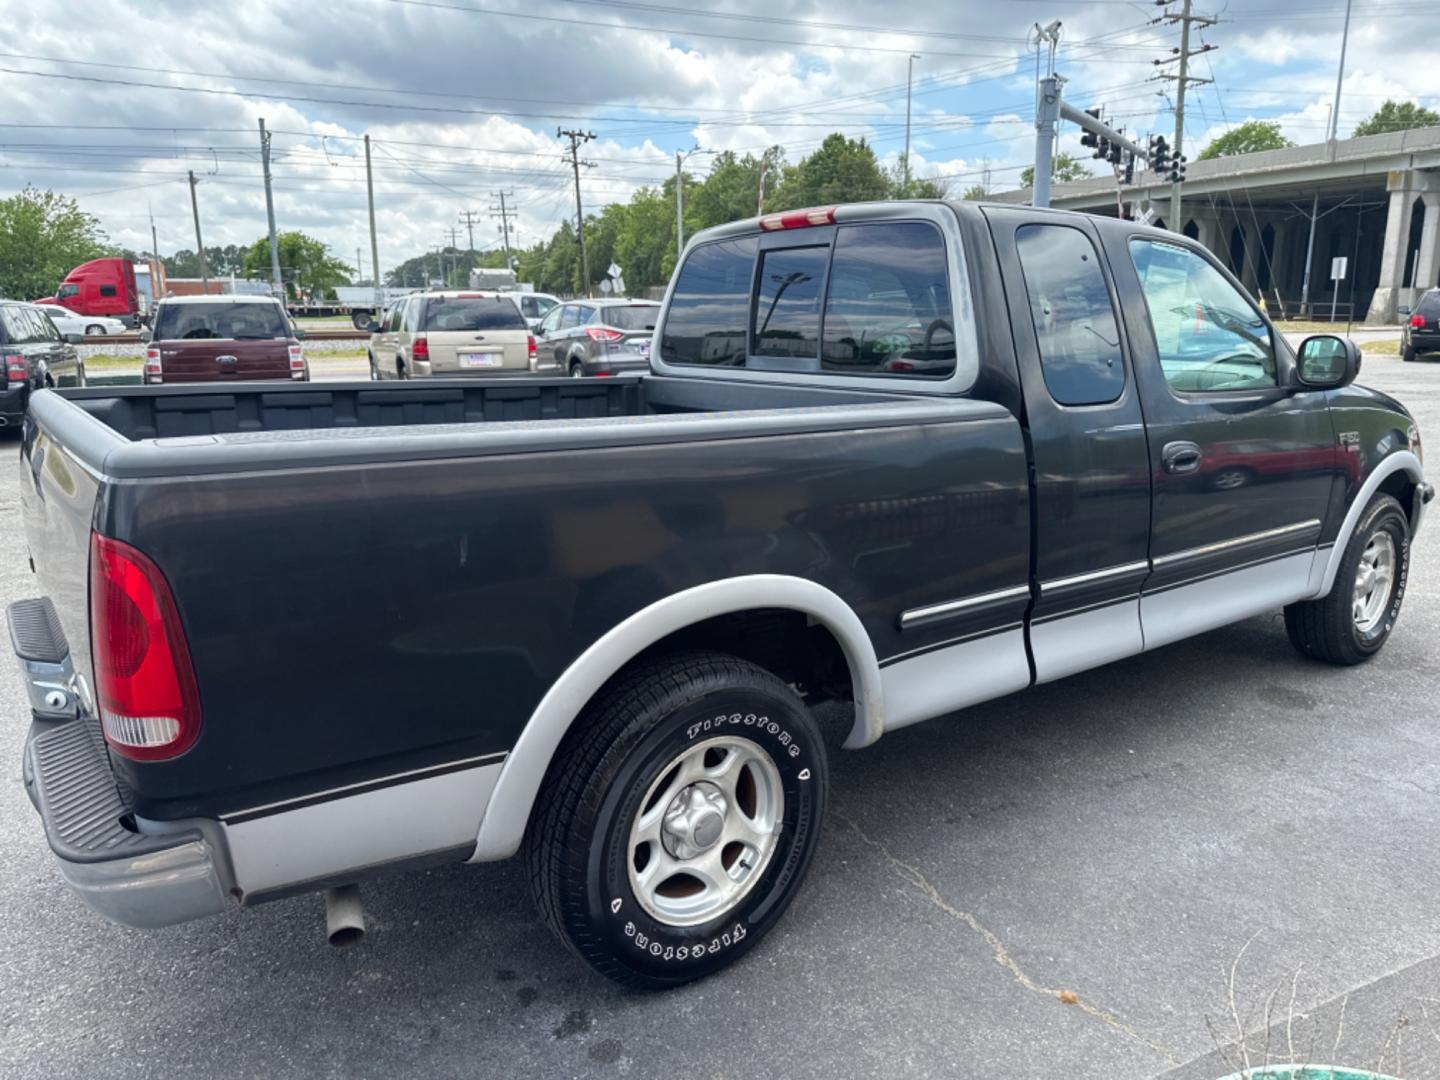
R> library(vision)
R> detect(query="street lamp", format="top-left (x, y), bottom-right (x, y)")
top-left (675, 146), bottom-right (717, 254)
top-left (904, 54), bottom-right (921, 189)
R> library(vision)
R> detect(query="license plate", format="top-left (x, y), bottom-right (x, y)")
top-left (637, 339), bottom-right (651, 355)
top-left (460, 352), bottom-right (501, 368)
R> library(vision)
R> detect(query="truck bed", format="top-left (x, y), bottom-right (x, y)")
top-left (23, 375), bottom-right (1027, 823)
top-left (42, 375), bottom-right (973, 477)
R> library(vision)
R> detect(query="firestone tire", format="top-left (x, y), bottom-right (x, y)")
top-left (1284, 493), bottom-right (1410, 665)
top-left (525, 651), bottom-right (828, 990)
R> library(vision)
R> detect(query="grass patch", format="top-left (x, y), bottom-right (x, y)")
top-left (83, 354), bottom-right (141, 371)
top-left (1275, 318), bottom-right (1399, 334)
top-left (1359, 337), bottom-right (1401, 356)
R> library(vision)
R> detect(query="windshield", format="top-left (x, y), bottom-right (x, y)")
top-left (154, 302), bottom-right (288, 340)
top-left (422, 296), bottom-right (526, 332)
top-left (601, 305), bottom-right (658, 332)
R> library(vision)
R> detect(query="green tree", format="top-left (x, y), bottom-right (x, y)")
top-left (616, 186), bottom-right (678, 292)
top-left (1353, 99), bottom-right (1440, 138)
top-left (687, 147), bottom-right (786, 230)
top-left (0, 187), bottom-right (109, 300)
top-left (886, 160), bottom-right (951, 200)
top-left (1020, 152), bottom-right (1092, 188)
top-left (241, 231), bottom-right (353, 300)
top-left (770, 134), bottom-right (890, 212)
top-left (1197, 120), bottom-right (1294, 160)
top-left (961, 184), bottom-right (989, 201)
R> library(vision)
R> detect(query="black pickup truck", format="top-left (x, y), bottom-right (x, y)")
top-left (12, 201), bottom-right (1430, 990)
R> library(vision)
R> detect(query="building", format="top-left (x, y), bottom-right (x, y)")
top-left (991, 126), bottom-right (1440, 324)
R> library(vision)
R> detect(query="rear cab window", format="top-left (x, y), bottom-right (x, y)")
top-left (600, 305), bottom-right (658, 332)
top-left (422, 296), bottom-right (526, 332)
top-left (154, 302), bottom-right (289, 341)
top-left (659, 214), bottom-right (964, 383)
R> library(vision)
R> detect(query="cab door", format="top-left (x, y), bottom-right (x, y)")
top-left (984, 208), bottom-right (1152, 683)
top-left (1106, 233), bottom-right (1339, 649)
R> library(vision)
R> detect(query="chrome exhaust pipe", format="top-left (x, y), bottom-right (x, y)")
top-left (323, 885), bottom-right (365, 947)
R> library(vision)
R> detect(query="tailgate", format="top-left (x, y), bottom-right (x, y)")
top-left (427, 330), bottom-right (531, 373)
top-left (18, 413), bottom-right (104, 708)
top-left (156, 339), bottom-right (291, 382)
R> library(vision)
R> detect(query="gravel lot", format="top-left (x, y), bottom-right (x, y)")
top-left (3, 351), bottom-right (1440, 1079)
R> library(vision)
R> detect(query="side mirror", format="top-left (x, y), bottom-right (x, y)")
top-left (64, 333), bottom-right (84, 345)
top-left (293, 328), bottom-right (307, 340)
top-left (1398, 305), bottom-right (1412, 317)
top-left (1295, 334), bottom-right (1360, 390)
top-left (365, 320), bottom-right (381, 333)
top-left (534, 326), bottom-right (547, 338)
top-left (138, 329), bottom-right (152, 343)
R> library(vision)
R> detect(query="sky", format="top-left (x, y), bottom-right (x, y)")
top-left (0, 0), bottom-right (1435, 282)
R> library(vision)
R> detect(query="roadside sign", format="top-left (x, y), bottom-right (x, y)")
top-left (598, 279), bottom-right (613, 294)
top-left (1331, 256), bottom-right (1348, 281)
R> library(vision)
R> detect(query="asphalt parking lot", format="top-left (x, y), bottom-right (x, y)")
top-left (3, 353), bottom-right (1440, 1079)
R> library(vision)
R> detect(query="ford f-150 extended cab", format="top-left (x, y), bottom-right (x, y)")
top-left (12, 201), bottom-right (1431, 990)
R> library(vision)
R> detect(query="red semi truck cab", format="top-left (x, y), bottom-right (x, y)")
top-left (35, 258), bottom-right (141, 328)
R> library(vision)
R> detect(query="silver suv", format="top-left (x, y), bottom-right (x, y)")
top-left (368, 290), bottom-right (538, 379)
top-left (534, 298), bottom-right (659, 378)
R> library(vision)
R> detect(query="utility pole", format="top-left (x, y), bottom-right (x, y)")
top-left (1155, 0), bottom-right (1216, 231)
top-left (187, 171), bottom-right (209, 290)
top-left (757, 158), bottom-right (768, 215)
top-left (558, 128), bottom-right (596, 296)
top-left (364, 134), bottom-right (381, 307)
top-left (904, 53), bottom-right (921, 189)
top-left (1030, 21), bottom-right (1062, 209)
top-left (459, 209), bottom-right (480, 253)
top-left (445, 228), bottom-right (463, 285)
top-left (357, 247), bottom-right (363, 283)
top-left (258, 118), bottom-right (283, 299)
top-left (1330, 0), bottom-right (1353, 141)
top-left (489, 192), bottom-right (515, 265)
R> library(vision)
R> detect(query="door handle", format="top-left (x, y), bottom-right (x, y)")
top-left (1162, 441), bottom-right (1203, 474)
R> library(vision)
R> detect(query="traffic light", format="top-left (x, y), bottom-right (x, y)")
top-left (1081, 107), bottom-right (1103, 157)
top-left (1123, 150), bottom-right (1136, 185)
top-left (1148, 135), bottom-right (1170, 176)
top-left (1168, 154), bottom-right (1187, 184)
top-left (1107, 135), bottom-right (1124, 166)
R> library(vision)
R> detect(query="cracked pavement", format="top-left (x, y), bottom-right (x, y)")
top-left (4, 352), bottom-right (1440, 1078)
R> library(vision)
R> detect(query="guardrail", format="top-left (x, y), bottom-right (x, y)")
top-left (79, 329), bottom-right (372, 346)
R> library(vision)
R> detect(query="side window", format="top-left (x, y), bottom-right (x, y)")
top-left (99, 284), bottom-right (118, 298)
top-left (386, 303), bottom-right (402, 333)
top-left (661, 236), bottom-right (755, 366)
top-left (57, 284), bottom-right (78, 300)
top-left (33, 309), bottom-right (61, 342)
top-left (538, 305), bottom-right (564, 335)
top-left (519, 296), bottom-right (538, 318)
top-left (401, 298), bottom-right (422, 333)
top-left (575, 305), bottom-right (597, 325)
top-left (559, 305), bottom-right (583, 330)
top-left (0, 305), bottom-right (29, 344)
top-left (821, 222), bottom-right (955, 378)
top-left (753, 245), bottom-right (828, 360)
top-left (1014, 225), bottom-right (1124, 405)
top-left (1129, 239), bottom-right (1276, 392)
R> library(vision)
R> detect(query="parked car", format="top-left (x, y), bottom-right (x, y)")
top-left (141, 296), bottom-right (307, 384)
top-left (34, 257), bottom-right (143, 328)
top-left (13, 202), bottom-right (1430, 993)
top-left (1402, 288), bottom-right (1440, 362)
top-left (0, 301), bottom-right (85, 426)
top-left (40, 306), bottom-right (126, 338)
top-left (367, 290), bottom-right (537, 379)
top-left (535, 297), bottom-right (659, 377)
top-left (512, 291), bottom-right (560, 330)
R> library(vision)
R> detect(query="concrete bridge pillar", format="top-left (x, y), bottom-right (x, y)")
top-left (1366, 170), bottom-right (1439, 323)
top-left (1416, 190), bottom-right (1440, 293)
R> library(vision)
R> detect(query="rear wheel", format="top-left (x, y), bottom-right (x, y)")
top-left (352, 310), bottom-right (373, 331)
top-left (1403, 343), bottom-right (1417, 363)
top-left (367, 351), bottom-right (379, 380)
top-left (1285, 493), bottom-right (1410, 665)
top-left (570, 361), bottom-right (585, 378)
top-left (396, 356), bottom-right (408, 380)
top-left (526, 652), bottom-right (828, 990)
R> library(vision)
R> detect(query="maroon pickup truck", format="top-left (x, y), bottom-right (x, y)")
top-left (141, 296), bottom-right (308, 384)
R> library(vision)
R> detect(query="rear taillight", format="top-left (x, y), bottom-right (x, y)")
top-left (144, 346), bottom-right (162, 384)
top-left (527, 334), bottom-right (537, 360)
top-left (288, 341), bottom-right (305, 379)
top-left (584, 327), bottom-right (625, 343)
top-left (1412, 314), bottom-right (1426, 329)
top-left (89, 534), bottom-right (201, 761)
top-left (758, 205), bottom-right (838, 231)
top-left (412, 336), bottom-right (429, 361)
top-left (4, 353), bottom-right (26, 383)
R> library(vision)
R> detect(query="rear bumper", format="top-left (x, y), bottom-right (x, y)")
top-left (1410, 331), bottom-right (1440, 353)
top-left (10, 598), bottom-right (230, 929)
top-left (0, 383), bottom-right (26, 423)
